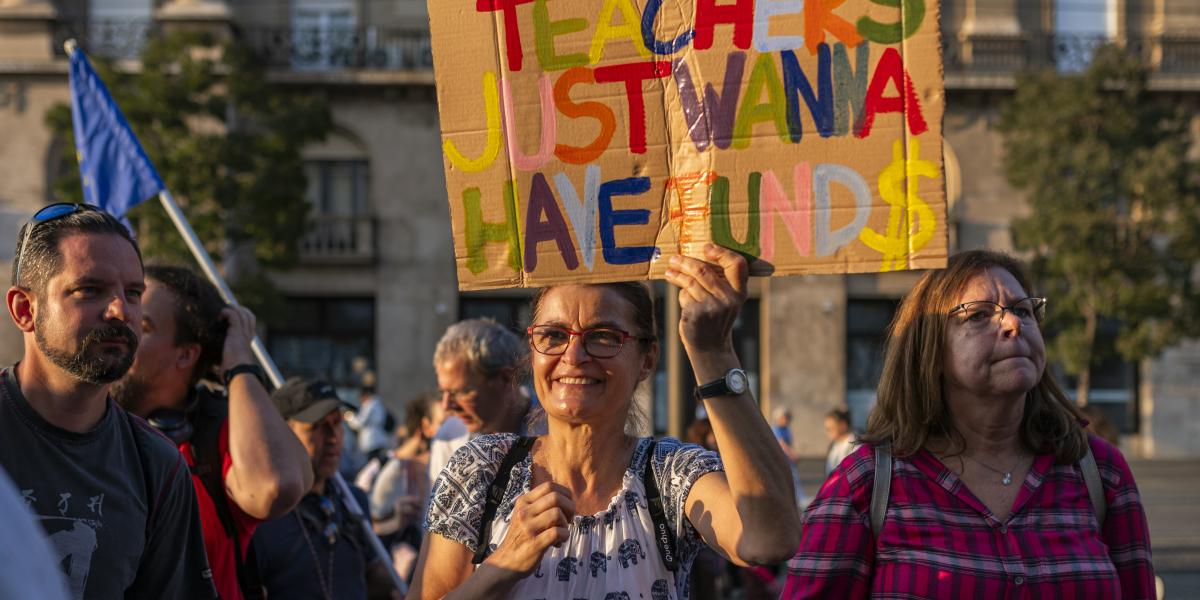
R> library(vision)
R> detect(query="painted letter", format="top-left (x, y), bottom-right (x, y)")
top-left (710, 174), bottom-right (761, 257)
top-left (476, 0), bottom-right (536, 71)
top-left (674, 52), bottom-right (746, 151)
top-left (463, 183), bottom-right (522, 274)
top-left (694, 0), bottom-right (754, 50)
top-left (813, 164), bottom-right (871, 256)
top-left (804, 0), bottom-right (863, 55)
top-left (856, 46), bottom-right (928, 138)
top-left (732, 53), bottom-right (789, 149)
top-left (832, 42), bottom-right (870, 136)
top-left (598, 177), bottom-right (657, 265)
top-left (780, 45), bottom-right (834, 142)
top-left (524, 173), bottom-right (579, 272)
top-left (554, 67), bottom-right (617, 164)
top-left (753, 0), bottom-right (803, 53)
top-left (594, 61), bottom-right (672, 155)
top-left (554, 165), bottom-right (602, 271)
top-left (859, 139), bottom-right (938, 271)
top-left (642, 0), bottom-right (696, 55)
top-left (500, 74), bottom-right (556, 171)
top-left (759, 163), bottom-right (812, 261)
top-left (534, 0), bottom-right (588, 71)
top-left (857, 0), bottom-right (925, 44)
top-left (589, 0), bottom-right (653, 64)
top-left (443, 71), bottom-right (503, 173)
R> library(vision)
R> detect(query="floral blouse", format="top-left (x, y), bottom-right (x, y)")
top-left (426, 434), bottom-right (723, 599)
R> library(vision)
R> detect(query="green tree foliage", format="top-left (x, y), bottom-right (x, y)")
top-left (45, 30), bottom-right (332, 317)
top-left (998, 45), bottom-right (1200, 403)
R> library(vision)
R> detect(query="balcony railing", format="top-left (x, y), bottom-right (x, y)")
top-left (238, 26), bottom-right (432, 72)
top-left (51, 19), bottom-right (432, 73)
top-left (945, 33), bottom-right (1200, 75)
top-left (300, 215), bottom-right (376, 263)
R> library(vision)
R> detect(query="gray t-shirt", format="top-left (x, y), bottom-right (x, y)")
top-left (0, 367), bottom-right (216, 600)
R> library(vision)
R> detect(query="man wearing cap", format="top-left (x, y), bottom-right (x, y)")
top-left (250, 378), bottom-right (397, 600)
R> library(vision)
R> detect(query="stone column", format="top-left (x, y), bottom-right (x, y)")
top-left (0, 0), bottom-right (57, 63)
top-left (762, 275), bottom-right (847, 456)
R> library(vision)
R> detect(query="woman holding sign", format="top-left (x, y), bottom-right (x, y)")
top-left (783, 250), bottom-right (1155, 599)
top-left (407, 243), bottom-right (800, 599)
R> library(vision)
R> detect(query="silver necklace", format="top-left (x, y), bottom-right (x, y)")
top-left (295, 511), bottom-right (335, 600)
top-left (966, 454), bottom-right (1024, 486)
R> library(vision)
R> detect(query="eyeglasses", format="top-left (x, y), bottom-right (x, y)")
top-left (527, 325), bottom-right (647, 359)
top-left (948, 297), bottom-right (1047, 330)
top-left (13, 203), bottom-right (99, 286)
top-left (439, 386), bottom-right (477, 404)
top-left (316, 495), bottom-right (339, 546)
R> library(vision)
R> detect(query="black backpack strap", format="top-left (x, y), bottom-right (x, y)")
top-left (870, 443), bottom-right (892, 538)
top-left (1079, 443), bottom-right (1106, 527)
top-left (642, 440), bottom-right (677, 572)
top-left (472, 436), bottom-right (535, 565)
top-left (189, 389), bottom-right (265, 599)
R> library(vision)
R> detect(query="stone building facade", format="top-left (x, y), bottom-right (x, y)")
top-left (1, 0), bottom-right (1197, 455)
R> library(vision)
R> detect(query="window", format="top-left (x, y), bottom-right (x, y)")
top-left (305, 160), bottom-right (368, 217)
top-left (292, 1), bottom-right (357, 70)
top-left (1054, 0), bottom-right (1116, 71)
top-left (1053, 327), bottom-right (1140, 434)
top-left (846, 299), bottom-right (899, 431)
top-left (268, 297), bottom-right (374, 388)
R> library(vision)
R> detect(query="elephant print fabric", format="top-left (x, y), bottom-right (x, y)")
top-left (425, 434), bottom-right (722, 600)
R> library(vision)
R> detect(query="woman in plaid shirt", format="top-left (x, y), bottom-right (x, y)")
top-left (784, 250), bottom-right (1155, 599)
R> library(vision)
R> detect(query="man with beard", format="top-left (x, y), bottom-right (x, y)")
top-left (0, 203), bottom-right (215, 599)
top-left (113, 265), bottom-right (313, 600)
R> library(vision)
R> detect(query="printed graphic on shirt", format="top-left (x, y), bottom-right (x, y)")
top-left (22, 487), bottom-right (107, 598)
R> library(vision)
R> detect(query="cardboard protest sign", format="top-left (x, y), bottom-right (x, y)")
top-left (428, 0), bottom-right (946, 290)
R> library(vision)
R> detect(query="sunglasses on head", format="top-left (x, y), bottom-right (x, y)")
top-left (13, 203), bottom-right (100, 286)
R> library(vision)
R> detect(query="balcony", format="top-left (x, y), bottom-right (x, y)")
top-left (52, 19), bottom-right (156, 61)
top-left (943, 33), bottom-right (1200, 89)
top-left (238, 26), bottom-right (432, 79)
top-left (300, 215), bottom-right (376, 264)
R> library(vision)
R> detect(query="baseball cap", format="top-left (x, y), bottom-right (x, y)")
top-left (271, 378), bottom-right (351, 423)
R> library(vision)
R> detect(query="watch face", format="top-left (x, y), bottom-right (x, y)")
top-left (728, 370), bottom-right (748, 394)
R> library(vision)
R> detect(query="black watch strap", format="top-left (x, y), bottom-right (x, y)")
top-left (224, 364), bottom-right (268, 389)
top-left (694, 378), bottom-right (732, 400)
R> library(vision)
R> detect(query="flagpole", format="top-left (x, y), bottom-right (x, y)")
top-left (156, 191), bottom-right (284, 388)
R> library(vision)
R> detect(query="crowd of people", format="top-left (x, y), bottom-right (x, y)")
top-left (0, 202), bottom-right (1156, 600)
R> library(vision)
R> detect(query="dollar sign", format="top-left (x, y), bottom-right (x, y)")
top-left (859, 139), bottom-right (939, 271)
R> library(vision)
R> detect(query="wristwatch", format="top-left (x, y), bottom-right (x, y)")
top-left (224, 364), bottom-right (268, 389)
top-left (694, 368), bottom-right (749, 401)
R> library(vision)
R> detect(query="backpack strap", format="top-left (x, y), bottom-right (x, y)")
top-left (641, 440), bottom-right (677, 572)
top-left (1079, 443), bottom-right (1106, 526)
top-left (189, 389), bottom-right (265, 600)
top-left (472, 436), bottom-right (535, 565)
top-left (870, 444), bottom-right (893, 538)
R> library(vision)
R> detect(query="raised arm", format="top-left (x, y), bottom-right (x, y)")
top-left (221, 306), bottom-right (314, 519)
top-left (664, 243), bottom-right (801, 565)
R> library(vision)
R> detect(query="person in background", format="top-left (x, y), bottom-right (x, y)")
top-left (0, 203), bottom-right (214, 598)
top-left (428, 318), bottom-right (541, 488)
top-left (771, 406), bottom-right (793, 448)
top-left (347, 371), bottom-right (392, 467)
top-left (113, 265), bottom-right (313, 600)
top-left (823, 407), bottom-right (856, 475)
top-left (252, 378), bottom-right (398, 600)
top-left (785, 250), bottom-right (1155, 599)
top-left (369, 392), bottom-right (444, 582)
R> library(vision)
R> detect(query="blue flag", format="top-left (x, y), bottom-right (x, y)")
top-left (68, 45), bottom-right (163, 219)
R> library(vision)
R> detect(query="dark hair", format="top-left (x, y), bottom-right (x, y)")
top-left (12, 206), bottom-right (142, 292)
top-left (402, 391), bottom-right (439, 440)
top-left (530, 282), bottom-right (658, 349)
top-left (145, 265), bottom-right (228, 384)
top-left (826, 408), bottom-right (851, 426)
top-left (860, 249), bottom-right (1088, 464)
